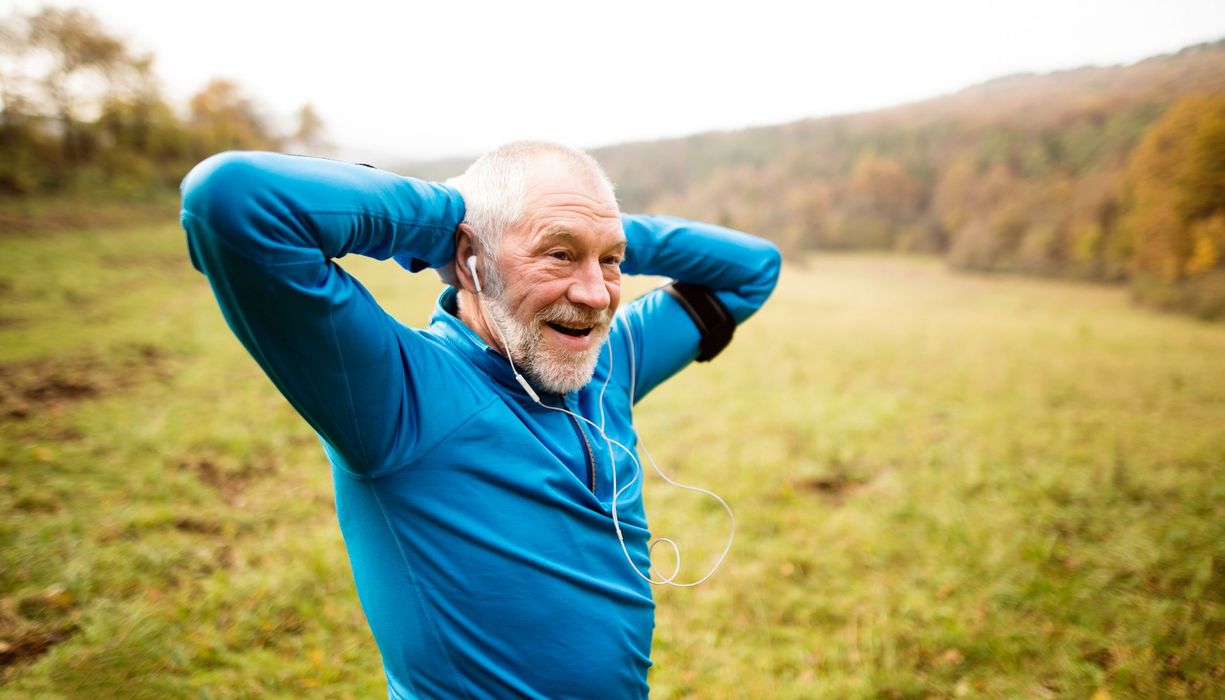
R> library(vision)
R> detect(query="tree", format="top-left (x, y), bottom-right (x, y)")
top-left (1175, 100), bottom-right (1225, 224)
top-left (188, 79), bottom-right (280, 157)
top-left (26, 7), bottom-right (128, 167)
top-left (847, 153), bottom-right (920, 221)
top-left (1123, 94), bottom-right (1225, 316)
top-left (0, 7), bottom-right (302, 197)
top-left (836, 153), bottom-right (921, 248)
top-left (1123, 95), bottom-right (1225, 281)
top-left (289, 102), bottom-right (331, 155)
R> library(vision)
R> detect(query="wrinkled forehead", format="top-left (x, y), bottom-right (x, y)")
top-left (505, 156), bottom-right (622, 247)
top-left (522, 154), bottom-right (618, 209)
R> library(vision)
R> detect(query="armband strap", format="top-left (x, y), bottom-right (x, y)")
top-left (663, 281), bottom-right (735, 362)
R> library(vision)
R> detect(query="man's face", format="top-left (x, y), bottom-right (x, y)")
top-left (482, 161), bottom-right (625, 394)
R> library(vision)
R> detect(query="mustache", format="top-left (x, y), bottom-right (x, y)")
top-left (535, 302), bottom-right (612, 328)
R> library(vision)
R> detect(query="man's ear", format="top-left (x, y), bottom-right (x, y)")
top-left (454, 224), bottom-right (480, 295)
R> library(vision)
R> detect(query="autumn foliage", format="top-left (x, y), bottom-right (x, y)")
top-left (589, 41), bottom-right (1225, 318)
top-left (1123, 95), bottom-right (1225, 316)
top-left (2, 6), bottom-right (1223, 318)
top-left (0, 7), bottom-right (325, 198)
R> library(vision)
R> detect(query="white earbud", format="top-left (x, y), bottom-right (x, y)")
top-left (476, 271), bottom-right (734, 586)
top-left (472, 254), bottom-right (539, 403)
top-left (466, 255), bottom-right (482, 294)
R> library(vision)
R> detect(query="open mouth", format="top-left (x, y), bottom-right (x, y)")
top-left (546, 322), bottom-right (593, 337)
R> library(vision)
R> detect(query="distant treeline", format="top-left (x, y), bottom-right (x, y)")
top-left (589, 42), bottom-right (1225, 318)
top-left (3, 7), bottom-right (1223, 319)
top-left (0, 6), bottom-right (327, 198)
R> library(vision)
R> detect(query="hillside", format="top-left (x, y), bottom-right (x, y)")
top-left (459, 40), bottom-right (1225, 317)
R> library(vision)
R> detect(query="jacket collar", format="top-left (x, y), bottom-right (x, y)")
top-left (428, 287), bottom-right (566, 404)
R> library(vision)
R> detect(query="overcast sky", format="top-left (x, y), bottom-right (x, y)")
top-left (4, 0), bottom-right (1223, 162)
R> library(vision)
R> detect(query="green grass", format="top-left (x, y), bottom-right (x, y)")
top-left (1, 222), bottom-right (1222, 698)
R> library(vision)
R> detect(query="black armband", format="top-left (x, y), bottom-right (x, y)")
top-left (662, 281), bottom-right (735, 362)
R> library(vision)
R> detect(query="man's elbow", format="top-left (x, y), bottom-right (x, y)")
top-left (180, 151), bottom-right (268, 233)
top-left (759, 239), bottom-right (782, 290)
top-left (743, 235), bottom-right (782, 304)
top-left (179, 150), bottom-right (310, 270)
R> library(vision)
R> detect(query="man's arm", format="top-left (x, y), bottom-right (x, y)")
top-left (616, 214), bottom-right (782, 402)
top-left (180, 151), bottom-right (465, 475)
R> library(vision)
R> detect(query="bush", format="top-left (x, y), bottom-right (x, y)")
top-left (1185, 269), bottom-right (1225, 319)
top-left (1131, 269), bottom-right (1225, 320)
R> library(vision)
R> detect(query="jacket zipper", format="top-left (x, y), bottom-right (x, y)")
top-left (565, 408), bottom-right (597, 494)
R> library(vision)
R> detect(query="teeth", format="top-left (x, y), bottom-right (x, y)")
top-left (546, 321), bottom-right (594, 337)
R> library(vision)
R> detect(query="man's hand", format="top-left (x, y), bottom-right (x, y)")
top-left (436, 174), bottom-right (468, 289)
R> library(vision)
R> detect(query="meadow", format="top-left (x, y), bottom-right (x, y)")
top-left (1, 218), bottom-right (1222, 698)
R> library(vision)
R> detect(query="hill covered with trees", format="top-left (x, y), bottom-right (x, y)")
top-left (0, 6), bottom-right (328, 199)
top-left (3, 6), bottom-right (1222, 318)
top-left (580, 41), bottom-right (1225, 317)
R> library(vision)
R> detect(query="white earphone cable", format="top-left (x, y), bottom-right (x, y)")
top-left (475, 261), bottom-right (734, 586)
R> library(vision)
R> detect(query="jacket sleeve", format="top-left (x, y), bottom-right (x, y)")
top-left (179, 151), bottom-right (465, 475)
top-left (615, 214), bottom-right (781, 402)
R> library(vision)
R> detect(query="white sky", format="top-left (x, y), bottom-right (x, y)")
top-left (3, 0), bottom-right (1223, 162)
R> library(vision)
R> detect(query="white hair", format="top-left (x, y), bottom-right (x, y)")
top-left (445, 140), bottom-right (617, 272)
top-left (448, 141), bottom-right (618, 392)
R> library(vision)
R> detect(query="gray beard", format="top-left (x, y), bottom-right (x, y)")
top-left (482, 287), bottom-right (611, 395)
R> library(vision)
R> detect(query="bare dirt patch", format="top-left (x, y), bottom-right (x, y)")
top-left (0, 625), bottom-right (78, 672)
top-left (0, 588), bottom-right (79, 679)
top-left (0, 344), bottom-right (174, 420)
top-left (795, 474), bottom-right (868, 504)
top-left (172, 516), bottom-right (224, 535)
top-left (177, 453), bottom-right (277, 506)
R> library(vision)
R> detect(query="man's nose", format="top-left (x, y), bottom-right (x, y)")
top-left (566, 258), bottom-right (611, 310)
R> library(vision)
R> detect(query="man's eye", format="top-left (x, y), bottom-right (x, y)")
top-left (549, 251), bottom-right (572, 262)
top-left (602, 256), bottom-right (623, 266)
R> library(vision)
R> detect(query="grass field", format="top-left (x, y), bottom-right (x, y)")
top-left (1, 219), bottom-right (1223, 699)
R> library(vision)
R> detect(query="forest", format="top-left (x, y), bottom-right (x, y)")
top-left (584, 42), bottom-right (1225, 319)
top-left (2, 6), bottom-right (1223, 318)
top-left (0, 7), bottom-right (322, 199)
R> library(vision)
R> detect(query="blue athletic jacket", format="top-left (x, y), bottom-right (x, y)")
top-left (180, 151), bottom-right (781, 699)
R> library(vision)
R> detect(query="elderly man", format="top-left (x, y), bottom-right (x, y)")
top-left (180, 142), bottom-right (780, 699)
